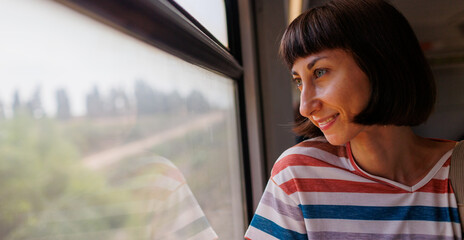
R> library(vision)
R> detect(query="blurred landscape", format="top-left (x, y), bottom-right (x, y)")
top-left (0, 79), bottom-right (240, 239)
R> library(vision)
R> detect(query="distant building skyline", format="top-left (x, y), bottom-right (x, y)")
top-left (6, 79), bottom-right (211, 120)
top-left (0, 0), bottom-right (233, 119)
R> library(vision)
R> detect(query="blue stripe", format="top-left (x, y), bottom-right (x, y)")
top-left (250, 214), bottom-right (307, 240)
top-left (307, 231), bottom-right (457, 240)
top-left (299, 205), bottom-right (460, 223)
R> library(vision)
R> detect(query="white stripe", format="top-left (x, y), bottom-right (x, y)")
top-left (151, 156), bottom-right (178, 166)
top-left (302, 136), bottom-right (327, 142)
top-left (157, 232), bottom-right (181, 240)
top-left (163, 205), bottom-right (206, 233)
top-left (245, 226), bottom-right (280, 240)
top-left (161, 184), bottom-right (192, 209)
top-left (263, 181), bottom-right (298, 207)
top-left (153, 174), bottom-right (183, 191)
top-left (432, 165), bottom-right (449, 180)
top-left (277, 146), bottom-right (354, 171)
top-left (297, 192), bottom-right (458, 207)
top-left (121, 176), bottom-right (181, 193)
top-left (273, 165), bottom-right (376, 185)
top-left (304, 218), bottom-right (459, 236)
top-left (255, 204), bottom-right (306, 233)
top-left (187, 227), bottom-right (218, 240)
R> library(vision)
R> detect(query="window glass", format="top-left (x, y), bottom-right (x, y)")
top-left (0, 0), bottom-right (244, 239)
top-left (173, 0), bottom-right (229, 47)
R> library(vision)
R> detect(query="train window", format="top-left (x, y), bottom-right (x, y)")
top-left (0, 0), bottom-right (244, 239)
top-left (173, 0), bottom-right (229, 47)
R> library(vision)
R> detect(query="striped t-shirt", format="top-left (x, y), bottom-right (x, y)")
top-left (138, 156), bottom-right (218, 240)
top-left (245, 137), bottom-right (462, 239)
top-left (22, 156), bottom-right (218, 240)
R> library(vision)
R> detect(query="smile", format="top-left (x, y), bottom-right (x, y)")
top-left (315, 113), bottom-right (339, 130)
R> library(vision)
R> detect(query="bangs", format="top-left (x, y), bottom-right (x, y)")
top-left (279, 6), bottom-right (347, 68)
top-left (279, 5), bottom-right (349, 68)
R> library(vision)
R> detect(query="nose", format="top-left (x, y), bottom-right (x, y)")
top-left (299, 84), bottom-right (321, 118)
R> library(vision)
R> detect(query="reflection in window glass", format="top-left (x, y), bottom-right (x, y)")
top-left (0, 1), bottom-right (244, 239)
top-left (173, 0), bottom-right (229, 47)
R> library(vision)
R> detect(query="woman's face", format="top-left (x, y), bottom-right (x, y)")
top-left (292, 49), bottom-right (371, 145)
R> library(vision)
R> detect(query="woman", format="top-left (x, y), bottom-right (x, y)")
top-left (244, 0), bottom-right (461, 239)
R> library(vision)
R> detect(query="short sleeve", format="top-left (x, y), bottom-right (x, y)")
top-left (146, 157), bottom-right (218, 240)
top-left (244, 178), bottom-right (307, 240)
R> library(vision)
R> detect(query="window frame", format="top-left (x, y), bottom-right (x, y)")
top-left (58, 0), bottom-right (242, 78)
top-left (57, 0), bottom-right (258, 227)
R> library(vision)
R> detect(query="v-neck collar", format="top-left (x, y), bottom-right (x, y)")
top-left (346, 141), bottom-right (453, 192)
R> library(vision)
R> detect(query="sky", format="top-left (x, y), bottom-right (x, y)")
top-left (174, 0), bottom-right (228, 47)
top-left (0, 0), bottom-right (232, 117)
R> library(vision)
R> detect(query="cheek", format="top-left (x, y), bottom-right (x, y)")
top-left (350, 73), bottom-right (371, 110)
top-left (321, 85), bottom-right (351, 108)
top-left (350, 92), bottom-right (370, 113)
top-left (352, 85), bottom-right (371, 114)
top-left (335, 78), bottom-right (370, 114)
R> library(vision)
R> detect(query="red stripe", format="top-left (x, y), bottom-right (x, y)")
top-left (416, 179), bottom-right (450, 193)
top-left (295, 140), bottom-right (347, 158)
top-left (271, 154), bottom-right (342, 177)
top-left (279, 178), bottom-right (408, 195)
top-left (442, 158), bottom-right (451, 167)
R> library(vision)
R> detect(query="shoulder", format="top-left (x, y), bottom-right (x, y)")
top-left (271, 137), bottom-right (351, 178)
top-left (122, 156), bottom-right (186, 187)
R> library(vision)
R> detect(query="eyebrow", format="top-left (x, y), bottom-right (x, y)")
top-left (291, 56), bottom-right (327, 75)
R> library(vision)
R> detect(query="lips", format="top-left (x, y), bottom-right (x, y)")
top-left (313, 113), bottom-right (339, 130)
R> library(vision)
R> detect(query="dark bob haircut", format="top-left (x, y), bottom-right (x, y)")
top-left (280, 0), bottom-right (436, 138)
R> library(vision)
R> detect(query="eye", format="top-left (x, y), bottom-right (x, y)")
top-left (293, 78), bottom-right (302, 88)
top-left (314, 69), bottom-right (327, 78)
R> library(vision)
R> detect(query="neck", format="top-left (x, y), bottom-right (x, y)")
top-left (349, 125), bottom-right (447, 186)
